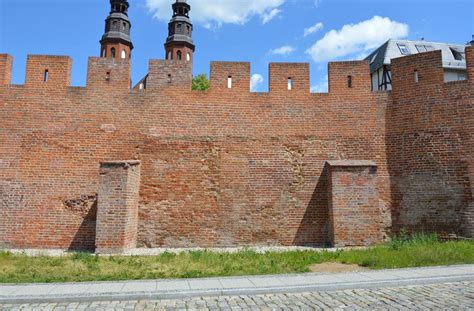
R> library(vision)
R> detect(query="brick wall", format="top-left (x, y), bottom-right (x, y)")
top-left (387, 48), bottom-right (473, 235)
top-left (86, 57), bottom-right (131, 91)
top-left (0, 49), bottom-right (471, 250)
top-left (327, 161), bottom-right (382, 247)
top-left (96, 161), bottom-right (141, 253)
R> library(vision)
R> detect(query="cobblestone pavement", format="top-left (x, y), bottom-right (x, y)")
top-left (1, 282), bottom-right (473, 310)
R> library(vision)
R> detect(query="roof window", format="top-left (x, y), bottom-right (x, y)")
top-left (397, 44), bottom-right (411, 55)
top-left (415, 45), bottom-right (427, 53)
top-left (450, 48), bottom-right (464, 61)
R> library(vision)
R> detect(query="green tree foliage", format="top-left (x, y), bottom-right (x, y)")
top-left (192, 74), bottom-right (210, 91)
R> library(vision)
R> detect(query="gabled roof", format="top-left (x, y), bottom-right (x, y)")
top-left (365, 39), bottom-right (467, 73)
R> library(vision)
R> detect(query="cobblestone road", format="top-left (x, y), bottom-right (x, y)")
top-left (1, 281), bottom-right (473, 310)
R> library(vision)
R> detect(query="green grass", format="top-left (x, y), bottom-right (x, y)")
top-left (0, 235), bottom-right (472, 283)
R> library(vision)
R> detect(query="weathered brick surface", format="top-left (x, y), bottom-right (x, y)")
top-left (96, 161), bottom-right (141, 253)
top-left (327, 161), bottom-right (381, 247)
top-left (388, 47), bottom-right (473, 236)
top-left (0, 47), bottom-right (472, 250)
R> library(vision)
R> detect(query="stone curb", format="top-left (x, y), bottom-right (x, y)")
top-left (1, 267), bottom-right (473, 304)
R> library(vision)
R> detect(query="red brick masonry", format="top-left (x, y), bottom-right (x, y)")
top-left (0, 47), bottom-right (472, 251)
top-left (96, 161), bottom-right (141, 254)
top-left (327, 161), bottom-right (381, 247)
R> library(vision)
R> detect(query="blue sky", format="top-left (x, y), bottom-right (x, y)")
top-left (0, 0), bottom-right (473, 91)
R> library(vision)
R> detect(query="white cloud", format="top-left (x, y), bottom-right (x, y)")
top-left (262, 8), bottom-right (282, 24)
top-left (311, 75), bottom-right (328, 93)
top-left (306, 16), bottom-right (409, 62)
top-left (269, 45), bottom-right (296, 56)
top-left (250, 74), bottom-right (264, 91)
top-left (304, 22), bottom-right (324, 37)
top-left (145, 0), bottom-right (285, 28)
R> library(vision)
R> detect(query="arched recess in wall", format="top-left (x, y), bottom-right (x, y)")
top-left (121, 50), bottom-right (126, 59)
top-left (111, 48), bottom-right (116, 58)
top-left (177, 50), bottom-right (182, 60)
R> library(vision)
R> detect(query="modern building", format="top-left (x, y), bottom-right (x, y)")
top-left (365, 39), bottom-right (469, 91)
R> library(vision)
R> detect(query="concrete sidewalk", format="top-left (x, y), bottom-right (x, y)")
top-left (1, 265), bottom-right (473, 304)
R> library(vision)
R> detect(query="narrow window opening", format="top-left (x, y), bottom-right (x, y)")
top-left (139, 83), bottom-right (144, 90)
top-left (122, 22), bottom-right (126, 31)
top-left (177, 23), bottom-right (182, 32)
top-left (347, 75), bottom-right (352, 88)
top-left (111, 48), bottom-right (116, 58)
top-left (186, 52), bottom-right (191, 62)
top-left (168, 74), bottom-right (172, 83)
top-left (414, 70), bottom-right (419, 83)
top-left (106, 71), bottom-right (111, 82)
top-left (177, 50), bottom-right (182, 60)
top-left (44, 70), bottom-right (49, 82)
top-left (227, 76), bottom-right (232, 89)
top-left (121, 50), bottom-right (126, 59)
top-left (287, 77), bottom-right (292, 90)
top-left (167, 51), bottom-right (172, 60)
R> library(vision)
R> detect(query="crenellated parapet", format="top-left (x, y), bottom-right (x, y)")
top-left (146, 59), bottom-right (192, 90)
top-left (1, 47), bottom-right (472, 96)
top-left (86, 57), bottom-right (131, 91)
top-left (269, 63), bottom-right (310, 94)
top-left (328, 61), bottom-right (371, 94)
top-left (25, 55), bottom-right (72, 90)
top-left (0, 54), bottom-right (374, 95)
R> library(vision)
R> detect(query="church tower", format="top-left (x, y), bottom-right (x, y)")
top-left (100, 0), bottom-right (134, 59)
top-left (165, 0), bottom-right (195, 62)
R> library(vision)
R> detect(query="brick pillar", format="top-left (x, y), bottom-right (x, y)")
top-left (96, 160), bottom-right (141, 254)
top-left (327, 160), bottom-right (382, 247)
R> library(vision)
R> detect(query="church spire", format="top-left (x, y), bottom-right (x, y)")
top-left (100, 0), bottom-right (134, 59)
top-left (165, 0), bottom-right (195, 63)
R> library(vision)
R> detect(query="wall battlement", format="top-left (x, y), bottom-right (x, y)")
top-left (0, 54), bottom-right (409, 95)
top-left (0, 46), bottom-right (472, 251)
top-left (1, 49), bottom-right (472, 96)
